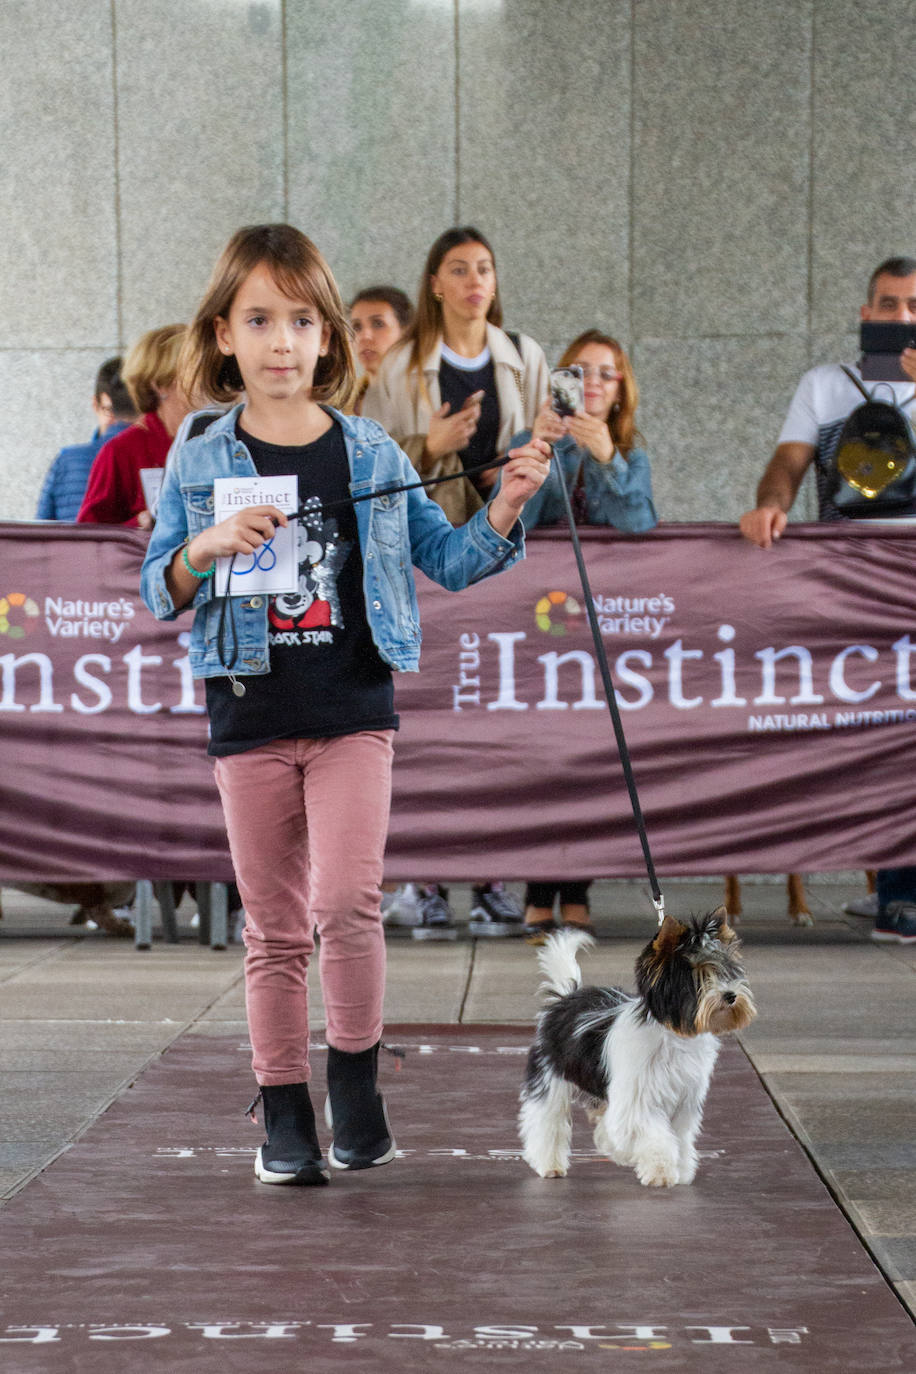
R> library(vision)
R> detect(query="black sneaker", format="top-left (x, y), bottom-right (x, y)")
top-left (871, 901), bottom-right (916, 945)
top-left (325, 1043), bottom-right (396, 1170)
top-left (412, 885), bottom-right (459, 941)
top-left (469, 882), bottom-right (525, 937)
top-left (251, 1083), bottom-right (330, 1186)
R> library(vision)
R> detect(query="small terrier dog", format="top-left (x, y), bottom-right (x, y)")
top-left (519, 909), bottom-right (756, 1188)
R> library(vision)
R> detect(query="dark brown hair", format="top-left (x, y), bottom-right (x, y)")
top-left (867, 257), bottom-right (916, 303)
top-left (394, 227), bottom-right (502, 389)
top-left (180, 224), bottom-right (356, 408)
top-left (558, 329), bottom-right (642, 457)
top-left (349, 284), bottom-right (414, 330)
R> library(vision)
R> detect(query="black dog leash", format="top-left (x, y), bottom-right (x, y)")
top-left (553, 471), bottom-right (667, 927)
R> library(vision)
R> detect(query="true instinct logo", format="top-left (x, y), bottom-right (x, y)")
top-left (451, 624), bottom-right (916, 720)
top-left (0, 633), bottom-right (204, 716)
top-left (44, 597), bottom-right (135, 645)
top-left (222, 487), bottom-right (295, 508)
top-left (0, 1321), bottom-right (810, 1349)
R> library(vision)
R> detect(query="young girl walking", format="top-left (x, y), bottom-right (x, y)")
top-left (140, 224), bottom-right (549, 1186)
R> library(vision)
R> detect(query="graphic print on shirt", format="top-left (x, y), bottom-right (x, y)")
top-left (268, 495), bottom-right (351, 647)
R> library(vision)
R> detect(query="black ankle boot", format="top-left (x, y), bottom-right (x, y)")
top-left (252, 1083), bottom-right (329, 1186)
top-left (325, 1042), bottom-right (396, 1171)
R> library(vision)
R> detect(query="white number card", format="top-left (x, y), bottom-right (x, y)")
top-left (212, 474), bottom-right (299, 596)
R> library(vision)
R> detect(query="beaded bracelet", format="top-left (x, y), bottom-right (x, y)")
top-left (181, 539), bottom-right (215, 580)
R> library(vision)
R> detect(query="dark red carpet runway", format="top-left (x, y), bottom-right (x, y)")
top-left (1, 1027), bottom-right (913, 1372)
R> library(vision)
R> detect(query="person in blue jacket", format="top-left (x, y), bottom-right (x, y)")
top-left (140, 223), bottom-right (549, 1189)
top-left (36, 357), bottom-right (135, 520)
top-left (511, 328), bottom-right (657, 534)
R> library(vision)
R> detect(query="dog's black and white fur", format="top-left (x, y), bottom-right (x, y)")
top-left (519, 909), bottom-right (756, 1187)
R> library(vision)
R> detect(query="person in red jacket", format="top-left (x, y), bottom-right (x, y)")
top-left (77, 324), bottom-right (191, 526)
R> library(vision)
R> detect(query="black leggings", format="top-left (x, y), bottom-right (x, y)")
top-left (524, 881), bottom-right (591, 910)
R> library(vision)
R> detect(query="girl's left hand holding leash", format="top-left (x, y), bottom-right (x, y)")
top-left (487, 438), bottom-right (552, 536)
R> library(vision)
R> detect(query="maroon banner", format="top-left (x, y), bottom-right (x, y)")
top-left (1, 521), bottom-right (915, 882)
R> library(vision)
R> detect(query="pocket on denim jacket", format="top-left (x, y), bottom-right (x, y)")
top-left (370, 490), bottom-right (407, 550)
top-left (182, 483), bottom-right (215, 536)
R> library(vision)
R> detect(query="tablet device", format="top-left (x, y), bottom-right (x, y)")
top-left (859, 322), bottom-right (916, 381)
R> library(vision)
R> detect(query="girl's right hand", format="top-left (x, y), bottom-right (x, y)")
top-left (190, 504), bottom-right (288, 565)
top-left (426, 392), bottom-right (482, 458)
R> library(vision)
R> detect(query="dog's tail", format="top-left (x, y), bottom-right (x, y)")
top-left (536, 929), bottom-right (595, 1003)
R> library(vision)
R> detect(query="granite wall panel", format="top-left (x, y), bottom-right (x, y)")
top-left (114, 0), bottom-right (286, 342)
top-left (632, 0), bottom-right (811, 339)
top-left (286, 0), bottom-right (456, 305)
top-left (811, 0), bottom-right (916, 336)
top-left (0, 1), bottom-right (118, 349)
top-left (458, 0), bottom-right (631, 347)
top-left (635, 334), bottom-right (814, 525)
top-left (2, 0), bottom-right (913, 529)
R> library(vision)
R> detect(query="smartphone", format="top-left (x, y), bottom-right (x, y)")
top-left (550, 366), bottom-right (584, 417)
top-left (859, 322), bottom-right (916, 382)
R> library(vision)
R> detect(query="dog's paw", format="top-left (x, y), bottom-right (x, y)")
top-left (790, 910), bottom-right (815, 928)
top-left (635, 1156), bottom-right (679, 1188)
top-left (530, 1161), bottom-right (568, 1179)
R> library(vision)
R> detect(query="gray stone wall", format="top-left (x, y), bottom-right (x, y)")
top-left (2, 0), bottom-right (914, 522)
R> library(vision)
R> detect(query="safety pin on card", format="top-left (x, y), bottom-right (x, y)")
top-left (212, 474), bottom-right (299, 596)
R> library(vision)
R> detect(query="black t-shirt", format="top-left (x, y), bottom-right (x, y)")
top-left (439, 355), bottom-right (499, 493)
top-left (206, 417), bottom-right (397, 756)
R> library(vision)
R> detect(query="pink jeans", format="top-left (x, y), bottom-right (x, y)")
top-left (213, 730), bottom-right (393, 1085)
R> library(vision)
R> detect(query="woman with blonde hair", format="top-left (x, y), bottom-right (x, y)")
top-left (511, 328), bottom-right (657, 533)
top-left (78, 323), bottom-right (191, 526)
top-left (364, 226), bottom-right (549, 527)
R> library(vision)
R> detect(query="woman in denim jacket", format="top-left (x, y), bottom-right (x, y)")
top-left (140, 224), bottom-right (550, 1190)
top-left (512, 329), bottom-right (657, 535)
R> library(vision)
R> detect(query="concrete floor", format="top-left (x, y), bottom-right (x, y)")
top-left (1, 875), bottom-right (914, 1332)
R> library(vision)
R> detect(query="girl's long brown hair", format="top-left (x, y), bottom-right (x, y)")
top-left (179, 224), bottom-right (356, 409)
top-left (558, 330), bottom-right (642, 457)
top-left (392, 227), bottom-right (503, 396)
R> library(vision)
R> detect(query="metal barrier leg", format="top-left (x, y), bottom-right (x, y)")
top-left (196, 884), bottom-right (211, 945)
top-left (134, 880), bottom-right (154, 950)
top-left (152, 881), bottom-right (180, 944)
top-left (209, 882), bottom-right (228, 951)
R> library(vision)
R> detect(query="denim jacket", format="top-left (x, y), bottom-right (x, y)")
top-left (140, 404), bottom-right (524, 678)
top-left (508, 430), bottom-right (657, 533)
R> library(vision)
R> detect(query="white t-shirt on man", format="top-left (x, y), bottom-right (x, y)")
top-left (778, 363), bottom-right (916, 447)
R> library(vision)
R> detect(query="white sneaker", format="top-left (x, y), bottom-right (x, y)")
top-left (842, 893), bottom-right (878, 918)
top-left (382, 883), bottom-right (423, 927)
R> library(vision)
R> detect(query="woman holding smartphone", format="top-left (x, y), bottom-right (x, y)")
top-left (512, 329), bottom-right (657, 534)
top-left (364, 226), bottom-right (549, 527)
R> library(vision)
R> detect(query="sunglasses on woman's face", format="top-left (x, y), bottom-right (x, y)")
top-left (575, 365), bottom-right (622, 383)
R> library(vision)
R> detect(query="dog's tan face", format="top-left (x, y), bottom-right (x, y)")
top-left (637, 908), bottom-right (757, 1037)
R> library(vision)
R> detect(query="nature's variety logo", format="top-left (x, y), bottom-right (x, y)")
top-left (0, 592), bottom-right (40, 639)
top-left (535, 589), bottom-right (582, 636)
